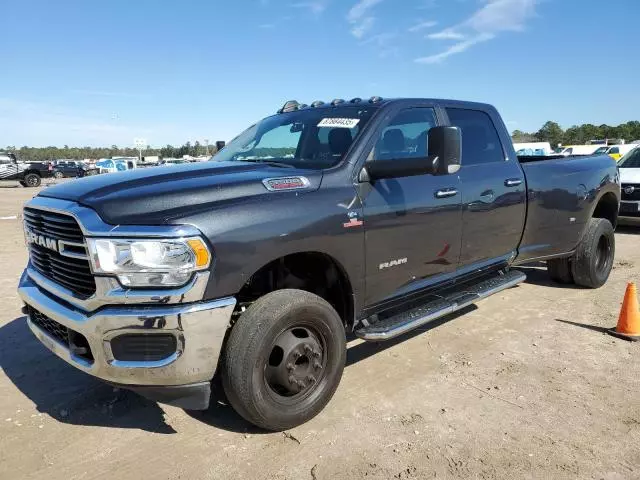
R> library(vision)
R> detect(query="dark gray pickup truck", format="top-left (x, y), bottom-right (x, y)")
top-left (18, 97), bottom-right (620, 430)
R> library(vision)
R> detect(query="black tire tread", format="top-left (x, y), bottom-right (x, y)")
top-left (221, 289), bottom-right (346, 431)
top-left (572, 217), bottom-right (614, 288)
top-left (547, 257), bottom-right (573, 284)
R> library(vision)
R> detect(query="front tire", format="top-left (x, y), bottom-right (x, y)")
top-left (23, 173), bottom-right (41, 187)
top-left (221, 289), bottom-right (346, 431)
top-left (53, 171), bottom-right (64, 179)
top-left (572, 218), bottom-right (615, 288)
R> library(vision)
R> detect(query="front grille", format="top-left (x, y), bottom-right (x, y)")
top-left (29, 306), bottom-right (69, 345)
top-left (28, 306), bottom-right (94, 362)
top-left (621, 184), bottom-right (640, 201)
top-left (110, 334), bottom-right (178, 362)
top-left (24, 207), bottom-right (96, 298)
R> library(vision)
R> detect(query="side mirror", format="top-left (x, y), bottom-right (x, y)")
top-left (360, 126), bottom-right (462, 182)
top-left (363, 155), bottom-right (439, 182)
top-left (428, 126), bottom-right (461, 174)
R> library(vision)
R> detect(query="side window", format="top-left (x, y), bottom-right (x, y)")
top-left (446, 108), bottom-right (505, 165)
top-left (609, 147), bottom-right (619, 154)
top-left (372, 108), bottom-right (437, 161)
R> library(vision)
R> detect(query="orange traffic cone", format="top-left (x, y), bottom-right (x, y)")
top-left (609, 282), bottom-right (640, 341)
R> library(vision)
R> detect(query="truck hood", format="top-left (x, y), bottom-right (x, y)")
top-left (619, 167), bottom-right (640, 185)
top-left (39, 161), bottom-right (322, 225)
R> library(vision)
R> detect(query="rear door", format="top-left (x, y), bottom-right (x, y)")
top-left (443, 107), bottom-right (526, 270)
top-left (360, 106), bottom-right (462, 307)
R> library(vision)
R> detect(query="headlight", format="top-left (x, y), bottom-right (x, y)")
top-left (86, 237), bottom-right (211, 287)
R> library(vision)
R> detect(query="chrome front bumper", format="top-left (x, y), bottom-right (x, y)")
top-left (18, 269), bottom-right (236, 387)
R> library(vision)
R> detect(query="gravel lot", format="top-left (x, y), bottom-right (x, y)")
top-left (0, 181), bottom-right (638, 480)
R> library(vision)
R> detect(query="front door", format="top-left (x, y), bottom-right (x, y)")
top-left (360, 107), bottom-right (463, 308)
top-left (444, 107), bottom-right (526, 269)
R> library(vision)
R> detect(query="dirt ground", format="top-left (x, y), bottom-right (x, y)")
top-left (0, 180), bottom-right (638, 480)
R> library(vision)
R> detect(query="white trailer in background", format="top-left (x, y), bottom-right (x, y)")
top-left (513, 142), bottom-right (553, 156)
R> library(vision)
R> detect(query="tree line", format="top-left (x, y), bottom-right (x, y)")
top-left (512, 121), bottom-right (640, 147)
top-left (7, 120), bottom-right (640, 161)
top-left (3, 141), bottom-right (219, 162)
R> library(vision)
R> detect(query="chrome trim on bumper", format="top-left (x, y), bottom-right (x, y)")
top-left (19, 271), bottom-right (236, 386)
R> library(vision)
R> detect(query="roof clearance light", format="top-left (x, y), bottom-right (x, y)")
top-left (311, 101), bottom-right (325, 108)
top-left (350, 97), bottom-right (362, 103)
top-left (331, 98), bottom-right (345, 106)
top-left (262, 176), bottom-right (311, 191)
top-left (369, 96), bottom-right (383, 103)
top-left (279, 100), bottom-right (300, 113)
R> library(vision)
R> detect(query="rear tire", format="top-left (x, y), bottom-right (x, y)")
top-left (221, 289), bottom-right (346, 431)
top-left (53, 171), bottom-right (64, 179)
top-left (23, 173), bottom-right (41, 187)
top-left (547, 257), bottom-right (574, 284)
top-left (571, 218), bottom-right (615, 288)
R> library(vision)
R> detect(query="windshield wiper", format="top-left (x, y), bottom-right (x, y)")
top-left (238, 159), bottom-right (295, 168)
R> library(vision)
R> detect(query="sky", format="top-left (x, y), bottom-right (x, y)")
top-left (1, 0), bottom-right (639, 147)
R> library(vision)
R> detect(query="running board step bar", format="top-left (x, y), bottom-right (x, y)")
top-left (355, 269), bottom-right (526, 341)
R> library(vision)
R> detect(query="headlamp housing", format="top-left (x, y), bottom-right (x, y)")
top-left (86, 237), bottom-right (211, 288)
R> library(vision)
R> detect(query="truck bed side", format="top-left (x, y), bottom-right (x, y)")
top-left (516, 154), bottom-right (619, 263)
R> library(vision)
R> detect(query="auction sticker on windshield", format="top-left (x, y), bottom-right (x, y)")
top-left (317, 118), bottom-right (360, 128)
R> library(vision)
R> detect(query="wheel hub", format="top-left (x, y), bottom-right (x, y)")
top-left (264, 327), bottom-right (325, 397)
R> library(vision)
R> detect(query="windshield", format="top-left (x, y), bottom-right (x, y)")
top-left (619, 147), bottom-right (640, 167)
top-left (214, 106), bottom-right (377, 169)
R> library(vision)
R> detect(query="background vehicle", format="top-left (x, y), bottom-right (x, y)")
top-left (616, 147), bottom-right (640, 217)
top-left (52, 160), bottom-right (86, 179)
top-left (553, 145), bottom-right (601, 156)
top-left (17, 97), bottom-right (619, 431)
top-left (513, 142), bottom-right (552, 156)
top-left (592, 144), bottom-right (636, 161)
top-left (95, 158), bottom-right (136, 174)
top-left (0, 152), bottom-right (53, 187)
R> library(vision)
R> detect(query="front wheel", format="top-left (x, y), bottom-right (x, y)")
top-left (53, 171), bottom-right (64, 179)
top-left (221, 289), bottom-right (346, 431)
top-left (572, 218), bottom-right (615, 288)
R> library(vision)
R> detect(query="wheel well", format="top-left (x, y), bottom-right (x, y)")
top-left (24, 170), bottom-right (41, 177)
top-left (236, 252), bottom-right (354, 327)
top-left (592, 192), bottom-right (618, 228)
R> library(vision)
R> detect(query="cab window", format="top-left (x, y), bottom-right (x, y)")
top-left (445, 108), bottom-right (505, 165)
top-left (371, 108), bottom-right (437, 161)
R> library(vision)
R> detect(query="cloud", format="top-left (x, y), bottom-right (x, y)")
top-left (408, 20), bottom-right (437, 33)
top-left (360, 32), bottom-right (396, 46)
top-left (291, 1), bottom-right (328, 16)
top-left (416, 0), bottom-right (538, 64)
top-left (347, 0), bottom-right (384, 21)
top-left (347, 0), bottom-right (385, 38)
top-left (416, 33), bottom-right (493, 63)
top-left (351, 16), bottom-right (375, 38)
top-left (427, 29), bottom-right (465, 40)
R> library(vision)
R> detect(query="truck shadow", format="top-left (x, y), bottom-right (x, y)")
top-left (516, 265), bottom-right (583, 289)
top-left (0, 316), bottom-right (176, 434)
top-left (1, 305), bottom-right (483, 435)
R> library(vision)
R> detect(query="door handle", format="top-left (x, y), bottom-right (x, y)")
top-left (504, 178), bottom-right (523, 187)
top-left (435, 188), bottom-right (458, 199)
